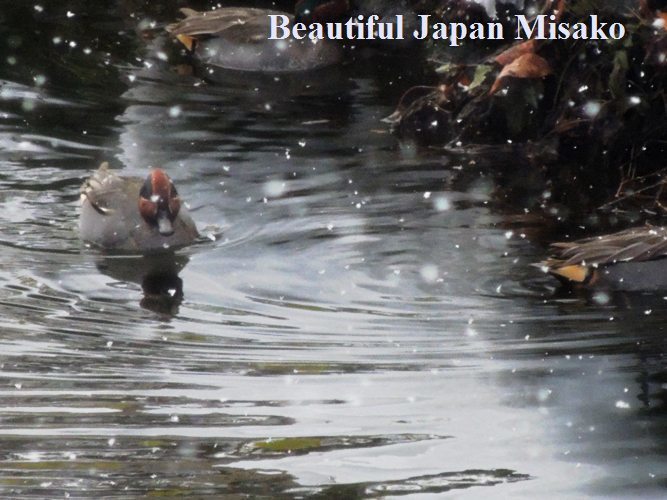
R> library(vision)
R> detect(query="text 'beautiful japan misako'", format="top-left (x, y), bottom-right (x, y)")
top-left (269, 13), bottom-right (626, 46)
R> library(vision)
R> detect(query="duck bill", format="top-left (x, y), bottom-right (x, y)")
top-left (157, 211), bottom-right (175, 236)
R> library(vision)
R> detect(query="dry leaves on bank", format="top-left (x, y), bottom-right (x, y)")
top-left (489, 53), bottom-right (553, 95)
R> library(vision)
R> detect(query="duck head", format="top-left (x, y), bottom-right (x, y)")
top-left (138, 169), bottom-right (181, 236)
top-left (295, 0), bottom-right (350, 24)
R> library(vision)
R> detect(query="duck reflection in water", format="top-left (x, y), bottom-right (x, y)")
top-left (79, 163), bottom-right (199, 315)
top-left (95, 253), bottom-right (190, 316)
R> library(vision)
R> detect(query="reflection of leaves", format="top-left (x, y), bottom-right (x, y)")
top-left (254, 437), bottom-right (322, 452)
top-left (489, 53), bottom-right (552, 95)
top-left (251, 433), bottom-right (447, 457)
top-left (363, 469), bottom-right (531, 498)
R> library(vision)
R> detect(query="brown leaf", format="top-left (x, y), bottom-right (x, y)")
top-left (553, 0), bottom-right (566, 21)
top-left (489, 53), bottom-right (552, 95)
top-left (553, 117), bottom-right (585, 134)
top-left (494, 40), bottom-right (537, 66)
top-left (657, 11), bottom-right (667, 30)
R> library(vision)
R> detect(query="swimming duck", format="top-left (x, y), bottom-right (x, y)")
top-left (80, 163), bottom-right (198, 253)
top-left (165, 1), bottom-right (349, 72)
top-left (540, 226), bottom-right (667, 291)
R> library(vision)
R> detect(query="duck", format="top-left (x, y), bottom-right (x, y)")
top-left (79, 163), bottom-right (198, 253)
top-left (539, 225), bottom-right (667, 291)
top-left (165, 1), bottom-right (350, 72)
